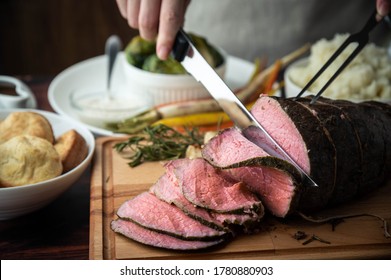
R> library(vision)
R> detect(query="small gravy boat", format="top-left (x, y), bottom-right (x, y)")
top-left (0, 76), bottom-right (35, 109)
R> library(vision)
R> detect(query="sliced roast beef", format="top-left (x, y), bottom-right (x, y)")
top-left (250, 95), bottom-right (336, 210)
top-left (202, 128), bottom-right (301, 217)
top-left (111, 219), bottom-right (225, 250)
top-left (171, 158), bottom-right (263, 215)
top-left (151, 171), bottom-right (262, 232)
top-left (150, 172), bottom-right (227, 231)
top-left (160, 159), bottom-right (264, 230)
top-left (116, 191), bottom-right (227, 241)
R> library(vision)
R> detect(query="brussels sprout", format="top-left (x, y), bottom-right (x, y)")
top-left (125, 36), bottom-right (156, 67)
top-left (189, 33), bottom-right (224, 68)
top-left (142, 54), bottom-right (186, 74)
top-left (125, 33), bottom-right (223, 73)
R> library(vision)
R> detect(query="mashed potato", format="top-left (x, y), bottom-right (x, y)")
top-left (289, 34), bottom-right (391, 101)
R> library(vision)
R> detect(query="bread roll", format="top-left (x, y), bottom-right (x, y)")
top-left (0, 112), bottom-right (54, 144)
top-left (0, 135), bottom-right (62, 187)
top-left (54, 129), bottom-right (88, 173)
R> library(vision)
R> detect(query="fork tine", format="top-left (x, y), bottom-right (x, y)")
top-left (293, 38), bottom-right (352, 100)
top-left (294, 9), bottom-right (380, 102)
top-left (310, 42), bottom-right (366, 104)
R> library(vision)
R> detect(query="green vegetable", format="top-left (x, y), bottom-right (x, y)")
top-left (190, 35), bottom-right (224, 68)
top-left (113, 124), bottom-right (204, 167)
top-left (124, 33), bottom-right (224, 74)
top-left (142, 54), bottom-right (186, 74)
top-left (125, 36), bottom-right (156, 68)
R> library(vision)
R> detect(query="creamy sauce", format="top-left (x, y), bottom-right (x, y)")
top-left (73, 91), bottom-right (151, 128)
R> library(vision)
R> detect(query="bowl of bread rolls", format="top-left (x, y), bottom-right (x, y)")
top-left (0, 109), bottom-right (95, 220)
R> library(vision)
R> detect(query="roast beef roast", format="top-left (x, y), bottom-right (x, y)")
top-left (249, 95), bottom-right (390, 210)
top-left (112, 95), bottom-right (391, 251)
top-left (361, 101), bottom-right (391, 177)
top-left (293, 97), bottom-right (361, 204)
top-left (326, 98), bottom-right (389, 194)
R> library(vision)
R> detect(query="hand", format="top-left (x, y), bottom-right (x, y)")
top-left (116, 0), bottom-right (191, 60)
top-left (377, 0), bottom-right (391, 20)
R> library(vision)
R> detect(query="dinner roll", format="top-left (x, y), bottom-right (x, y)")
top-left (0, 111), bottom-right (54, 144)
top-left (0, 135), bottom-right (63, 187)
top-left (54, 129), bottom-right (88, 173)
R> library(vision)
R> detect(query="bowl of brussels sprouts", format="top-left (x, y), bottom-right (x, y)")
top-left (122, 33), bottom-right (226, 106)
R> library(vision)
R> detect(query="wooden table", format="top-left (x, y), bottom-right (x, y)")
top-left (0, 76), bottom-right (90, 260)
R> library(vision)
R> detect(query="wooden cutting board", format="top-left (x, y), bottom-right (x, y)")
top-left (89, 136), bottom-right (391, 260)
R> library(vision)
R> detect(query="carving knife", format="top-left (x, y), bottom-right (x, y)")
top-left (172, 29), bottom-right (317, 187)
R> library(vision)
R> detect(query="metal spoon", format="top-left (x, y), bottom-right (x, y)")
top-left (105, 35), bottom-right (122, 99)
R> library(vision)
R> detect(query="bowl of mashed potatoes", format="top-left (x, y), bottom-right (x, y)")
top-left (285, 34), bottom-right (391, 103)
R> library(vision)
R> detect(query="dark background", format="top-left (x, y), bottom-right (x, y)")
top-left (0, 0), bottom-right (138, 76)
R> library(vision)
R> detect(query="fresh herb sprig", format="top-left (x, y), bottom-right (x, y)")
top-left (113, 124), bottom-right (204, 167)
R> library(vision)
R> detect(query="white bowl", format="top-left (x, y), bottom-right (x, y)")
top-left (0, 109), bottom-right (95, 220)
top-left (121, 50), bottom-right (227, 106)
top-left (284, 58), bottom-right (391, 104)
top-left (69, 89), bottom-right (152, 129)
top-left (284, 58), bottom-right (311, 99)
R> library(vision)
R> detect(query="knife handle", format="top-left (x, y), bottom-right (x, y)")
top-left (172, 29), bottom-right (190, 62)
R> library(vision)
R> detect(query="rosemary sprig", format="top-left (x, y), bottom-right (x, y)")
top-left (302, 234), bottom-right (331, 245)
top-left (113, 124), bottom-right (204, 167)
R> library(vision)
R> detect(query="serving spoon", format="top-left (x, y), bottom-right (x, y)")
top-left (105, 35), bottom-right (122, 99)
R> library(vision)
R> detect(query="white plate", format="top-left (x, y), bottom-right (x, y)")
top-left (48, 53), bottom-right (255, 137)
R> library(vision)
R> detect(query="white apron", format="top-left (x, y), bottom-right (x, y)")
top-left (184, 0), bottom-right (390, 62)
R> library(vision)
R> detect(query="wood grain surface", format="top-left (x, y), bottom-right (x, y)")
top-left (90, 137), bottom-right (391, 260)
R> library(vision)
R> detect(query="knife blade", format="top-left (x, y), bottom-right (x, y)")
top-left (172, 29), bottom-right (317, 187)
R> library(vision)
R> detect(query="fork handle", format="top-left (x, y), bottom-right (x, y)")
top-left (362, 9), bottom-right (380, 34)
top-left (383, 13), bottom-right (391, 27)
